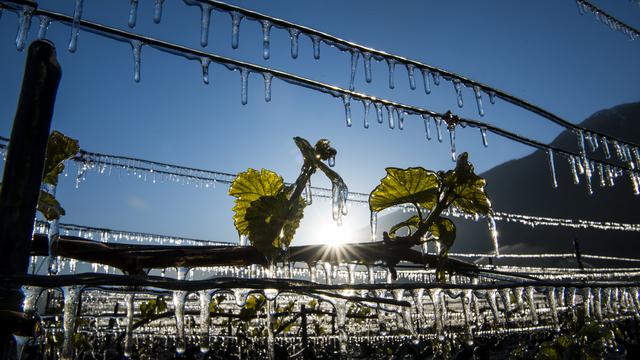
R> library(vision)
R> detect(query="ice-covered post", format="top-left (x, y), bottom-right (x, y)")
top-left (0, 39), bottom-right (61, 356)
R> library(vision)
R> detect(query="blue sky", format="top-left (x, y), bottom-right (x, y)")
top-left (0, 0), bottom-right (639, 246)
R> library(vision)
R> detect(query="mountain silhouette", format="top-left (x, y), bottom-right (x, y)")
top-left (359, 102), bottom-right (640, 264)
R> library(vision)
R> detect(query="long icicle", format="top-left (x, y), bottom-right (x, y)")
top-left (153, 0), bottom-right (165, 24)
top-left (288, 28), bottom-right (300, 59)
top-left (68, 0), bottom-right (84, 53)
top-left (128, 0), bottom-right (139, 28)
top-left (349, 50), bottom-right (359, 91)
top-left (200, 3), bottom-right (213, 47)
top-left (261, 20), bottom-right (272, 59)
top-left (547, 149), bottom-right (558, 188)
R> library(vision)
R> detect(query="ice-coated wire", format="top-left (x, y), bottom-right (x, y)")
top-left (575, 0), bottom-right (640, 40)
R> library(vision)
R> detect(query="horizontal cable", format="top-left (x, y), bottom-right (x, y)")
top-left (185, 0), bottom-right (640, 149)
top-left (576, 0), bottom-right (640, 39)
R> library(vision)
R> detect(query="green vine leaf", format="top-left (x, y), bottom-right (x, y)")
top-left (369, 167), bottom-right (439, 213)
top-left (229, 168), bottom-right (284, 236)
top-left (245, 191), bottom-right (306, 259)
top-left (43, 131), bottom-right (79, 186)
top-left (239, 294), bottom-right (266, 322)
top-left (37, 190), bottom-right (65, 221)
top-left (388, 215), bottom-right (421, 238)
top-left (429, 217), bottom-right (455, 254)
top-left (444, 153), bottom-right (491, 216)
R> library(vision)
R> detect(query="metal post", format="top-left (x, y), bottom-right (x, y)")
top-left (0, 40), bottom-right (61, 355)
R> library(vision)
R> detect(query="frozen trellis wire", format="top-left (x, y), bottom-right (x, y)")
top-left (575, 0), bottom-right (640, 40)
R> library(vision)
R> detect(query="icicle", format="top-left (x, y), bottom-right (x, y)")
top-left (487, 289), bottom-right (500, 322)
top-left (153, 0), bottom-right (165, 24)
top-left (266, 298), bottom-right (276, 360)
top-left (260, 20), bottom-right (272, 59)
top-left (546, 287), bottom-right (559, 330)
top-left (239, 234), bottom-right (248, 246)
top-left (370, 211), bottom-right (377, 241)
top-left (569, 156), bottom-right (580, 184)
top-left (61, 286), bottom-right (80, 360)
top-left (398, 110), bottom-right (405, 130)
top-left (435, 118), bottom-right (443, 142)
top-left (423, 115), bottom-right (432, 140)
top-left (322, 262), bottom-right (332, 285)
top-left (46, 184), bottom-right (60, 274)
top-left (586, 132), bottom-right (598, 152)
top-left (310, 35), bottom-right (321, 59)
top-left (262, 72), bottom-right (273, 102)
top-left (130, 40), bottom-right (143, 83)
top-left (477, 127), bottom-right (488, 147)
top-left (200, 57), bottom-right (211, 84)
top-left (448, 126), bottom-right (456, 162)
top-left (406, 63), bottom-right (416, 90)
top-left (308, 262), bottom-right (317, 282)
top-left (67, 0), bottom-right (84, 52)
top-left (577, 130), bottom-right (593, 194)
top-left (21, 286), bottom-right (41, 313)
top-left (462, 289), bottom-right (474, 344)
top-left (362, 99), bottom-right (371, 129)
top-left (348, 50), bottom-right (359, 91)
top-left (233, 288), bottom-right (250, 306)
top-left (597, 163), bottom-right (606, 187)
top-left (429, 289), bottom-right (444, 339)
top-left (128, 0), bottom-right (139, 28)
top-left (488, 91), bottom-right (496, 104)
top-left (602, 137), bottom-right (611, 159)
top-left (471, 85), bottom-right (484, 116)
top-left (264, 288), bottom-right (279, 301)
top-left (557, 287), bottom-right (566, 308)
top-left (593, 288), bottom-right (603, 322)
top-left (568, 287), bottom-right (577, 315)
top-left (487, 215), bottom-right (500, 256)
top-left (230, 11), bottom-right (243, 49)
top-left (15, 6), bottom-right (33, 51)
top-left (547, 149), bottom-right (558, 188)
top-left (363, 52), bottom-right (372, 83)
top-left (342, 95), bottom-right (352, 127)
top-left (199, 290), bottom-right (211, 353)
top-left (240, 68), bottom-right (249, 105)
top-left (304, 178), bottom-right (313, 204)
top-left (374, 102), bottom-right (384, 124)
top-left (334, 298), bottom-right (349, 357)
top-left (347, 263), bottom-right (356, 284)
top-left (386, 105), bottom-right (395, 129)
top-left (328, 155), bottom-right (335, 167)
top-left (37, 15), bottom-right (51, 40)
top-left (200, 4), bottom-right (213, 47)
top-left (173, 269), bottom-right (189, 354)
top-left (421, 68), bottom-right (432, 94)
top-left (288, 28), bottom-right (300, 59)
top-left (514, 287), bottom-right (525, 314)
top-left (526, 286), bottom-right (538, 324)
top-left (452, 80), bottom-right (464, 108)
top-left (582, 287), bottom-right (592, 318)
top-left (432, 71), bottom-right (441, 86)
top-left (386, 58), bottom-right (396, 89)
top-left (123, 293), bottom-right (135, 357)
top-left (499, 288), bottom-right (512, 314)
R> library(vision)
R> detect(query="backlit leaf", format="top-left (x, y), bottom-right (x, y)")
top-left (429, 217), bottom-right (455, 253)
top-left (444, 153), bottom-right (491, 216)
top-left (37, 190), bottom-right (65, 221)
top-left (43, 131), bottom-right (79, 186)
top-left (388, 215), bottom-right (421, 238)
top-left (369, 167), bottom-right (439, 212)
top-left (229, 168), bottom-right (284, 236)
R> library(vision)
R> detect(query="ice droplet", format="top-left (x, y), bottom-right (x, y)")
top-left (480, 127), bottom-right (489, 147)
top-left (547, 149), bottom-right (558, 188)
top-left (386, 58), bottom-right (396, 89)
top-left (421, 68), bottom-right (432, 94)
top-left (363, 52), bottom-right (372, 83)
top-left (432, 71), bottom-right (441, 86)
top-left (263, 72), bottom-right (273, 102)
top-left (230, 11), bottom-right (243, 49)
top-left (68, 0), bottom-right (83, 53)
top-left (200, 57), bottom-right (211, 84)
top-left (489, 91), bottom-right (496, 104)
top-left (398, 110), bottom-right (405, 130)
top-left (240, 68), bottom-right (249, 105)
top-left (362, 99), bottom-right (371, 129)
top-left (448, 126), bottom-right (456, 162)
top-left (200, 3), bottom-right (213, 47)
top-left (386, 105), bottom-right (395, 129)
top-left (374, 102), bottom-right (384, 124)
top-left (260, 20), bottom-right (272, 59)
top-left (130, 40), bottom-right (143, 83)
top-left (128, 0), bottom-right (139, 28)
top-left (473, 85), bottom-right (484, 116)
top-left (423, 115), bottom-right (432, 140)
top-left (349, 50), bottom-right (359, 91)
top-left (153, 0), bottom-right (165, 24)
top-left (569, 156), bottom-right (580, 184)
top-left (38, 15), bottom-right (52, 40)
top-left (435, 118), bottom-right (443, 142)
top-left (15, 6), bottom-right (33, 51)
top-left (304, 178), bottom-right (313, 204)
top-left (453, 79), bottom-right (464, 108)
top-left (288, 28), bottom-right (300, 59)
top-left (311, 35), bottom-right (321, 59)
top-left (342, 95), bottom-right (352, 127)
top-left (406, 63), bottom-right (416, 90)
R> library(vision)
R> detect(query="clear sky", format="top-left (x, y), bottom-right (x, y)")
top-left (0, 0), bottom-right (639, 246)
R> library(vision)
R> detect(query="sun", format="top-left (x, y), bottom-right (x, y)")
top-left (316, 219), bottom-right (354, 247)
